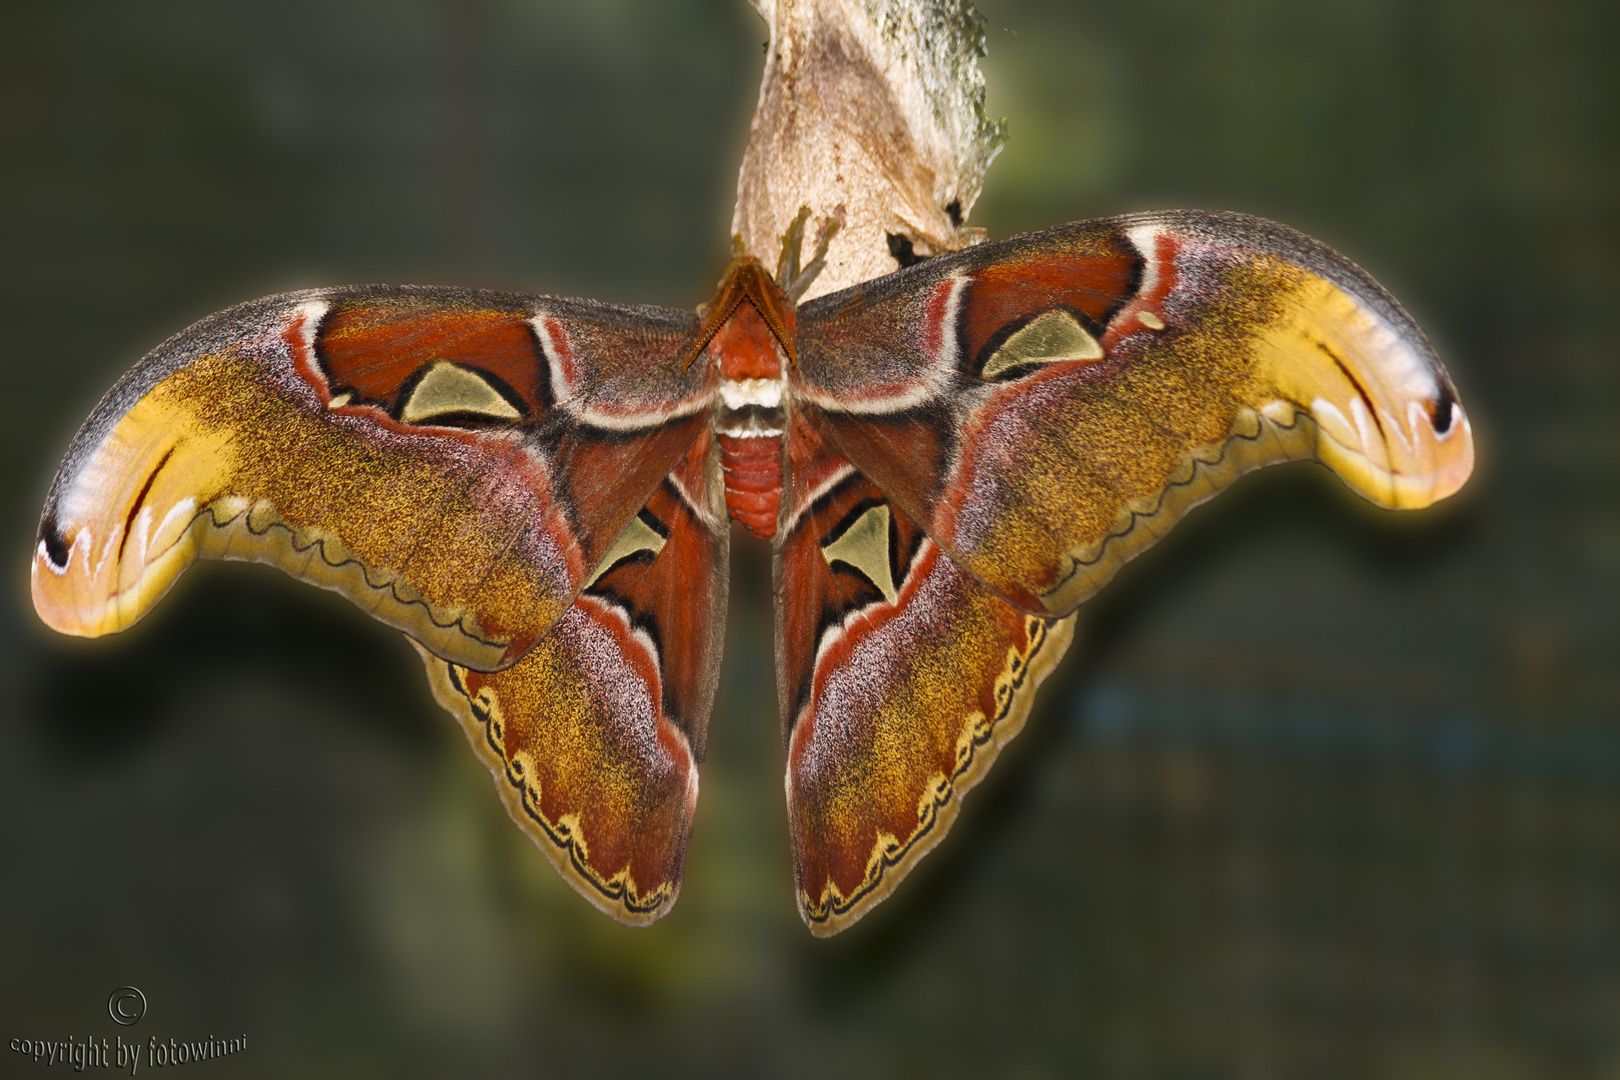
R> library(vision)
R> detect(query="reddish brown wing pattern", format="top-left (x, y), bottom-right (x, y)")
top-left (30, 208), bottom-right (1476, 935)
top-left (32, 286), bottom-right (712, 671)
top-left (776, 414), bottom-right (1075, 935)
top-left (793, 210), bottom-right (1474, 619)
top-left (418, 430), bottom-right (728, 923)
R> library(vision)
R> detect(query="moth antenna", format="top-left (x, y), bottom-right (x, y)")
top-left (682, 293), bottom-right (740, 369)
top-left (787, 206), bottom-right (844, 301)
top-left (683, 272), bottom-right (748, 369)
top-left (776, 206), bottom-right (812, 286)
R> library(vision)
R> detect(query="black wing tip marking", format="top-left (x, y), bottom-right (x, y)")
top-left (1432, 383), bottom-right (1458, 436)
top-left (39, 512), bottom-right (70, 569)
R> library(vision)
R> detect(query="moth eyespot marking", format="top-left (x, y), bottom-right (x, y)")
top-left (400, 361), bottom-right (525, 424)
top-left (820, 503), bottom-right (897, 604)
top-left (1137, 310), bottom-right (1166, 331)
top-left (1431, 385), bottom-right (1457, 435)
top-left (980, 310), bottom-right (1104, 380)
top-left (39, 515), bottom-right (70, 570)
top-left (586, 510), bottom-right (668, 587)
top-left (327, 390), bottom-right (354, 409)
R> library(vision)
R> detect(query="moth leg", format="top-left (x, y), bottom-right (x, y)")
top-left (776, 205), bottom-right (813, 286)
top-left (786, 205), bottom-right (845, 302)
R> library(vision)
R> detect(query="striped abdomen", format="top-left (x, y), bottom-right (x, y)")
top-left (718, 428), bottom-right (782, 538)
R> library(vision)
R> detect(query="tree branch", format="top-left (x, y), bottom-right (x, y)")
top-left (732, 0), bottom-right (1006, 298)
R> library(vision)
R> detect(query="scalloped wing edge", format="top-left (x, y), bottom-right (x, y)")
top-left (798, 612), bottom-right (1077, 936)
top-left (414, 640), bottom-right (689, 925)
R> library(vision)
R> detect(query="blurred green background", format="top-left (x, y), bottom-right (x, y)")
top-left (2, 0), bottom-right (1616, 1076)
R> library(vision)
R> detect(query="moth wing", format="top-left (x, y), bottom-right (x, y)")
top-left (792, 210), bottom-right (1474, 616)
top-left (417, 428), bottom-right (728, 924)
top-left (33, 286), bottom-right (712, 671)
top-left (776, 416), bottom-right (1074, 936)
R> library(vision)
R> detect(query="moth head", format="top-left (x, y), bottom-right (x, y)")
top-left (684, 255), bottom-right (798, 371)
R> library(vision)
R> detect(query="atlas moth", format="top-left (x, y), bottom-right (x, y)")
top-left (33, 204), bottom-right (1472, 935)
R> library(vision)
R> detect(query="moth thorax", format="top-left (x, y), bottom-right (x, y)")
top-left (712, 300), bottom-right (786, 379)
